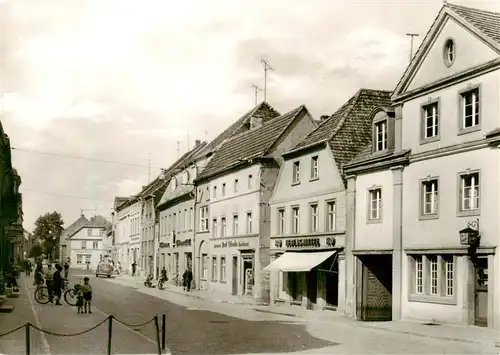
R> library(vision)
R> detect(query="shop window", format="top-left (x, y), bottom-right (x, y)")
top-left (211, 257), bottom-right (217, 281)
top-left (201, 254), bottom-right (208, 279)
top-left (409, 254), bottom-right (456, 305)
top-left (220, 257), bottom-right (226, 281)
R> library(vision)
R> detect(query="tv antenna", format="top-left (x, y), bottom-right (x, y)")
top-left (406, 33), bottom-right (420, 62)
top-left (260, 58), bottom-right (274, 103)
top-left (252, 85), bottom-right (262, 106)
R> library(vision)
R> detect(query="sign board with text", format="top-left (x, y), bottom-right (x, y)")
top-left (272, 236), bottom-right (338, 250)
top-left (211, 237), bottom-right (258, 255)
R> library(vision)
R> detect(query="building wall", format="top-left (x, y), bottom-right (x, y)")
top-left (194, 180), bottom-right (211, 290)
top-left (354, 170), bottom-right (394, 251)
top-left (128, 201), bottom-right (142, 273)
top-left (140, 197), bottom-right (156, 275)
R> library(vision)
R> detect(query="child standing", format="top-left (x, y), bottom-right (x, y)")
top-left (81, 277), bottom-right (93, 314)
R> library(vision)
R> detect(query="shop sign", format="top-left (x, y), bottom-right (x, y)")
top-left (159, 242), bottom-right (170, 248)
top-left (274, 237), bottom-right (336, 249)
top-left (214, 240), bottom-right (250, 249)
top-left (176, 239), bottom-right (191, 247)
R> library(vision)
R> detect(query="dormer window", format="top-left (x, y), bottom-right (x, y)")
top-left (374, 120), bottom-right (387, 152)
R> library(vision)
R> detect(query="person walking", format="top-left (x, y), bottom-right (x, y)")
top-left (45, 264), bottom-right (54, 303)
top-left (24, 259), bottom-right (31, 276)
top-left (131, 262), bottom-right (137, 276)
top-left (63, 262), bottom-right (69, 279)
top-left (182, 267), bottom-right (193, 292)
top-left (52, 264), bottom-right (64, 305)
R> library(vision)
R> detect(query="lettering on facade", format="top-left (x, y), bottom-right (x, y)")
top-left (285, 238), bottom-right (321, 248)
top-left (159, 242), bottom-right (170, 248)
top-left (213, 241), bottom-right (251, 248)
top-left (274, 239), bottom-right (283, 248)
top-left (175, 239), bottom-right (191, 247)
top-left (326, 237), bottom-right (336, 247)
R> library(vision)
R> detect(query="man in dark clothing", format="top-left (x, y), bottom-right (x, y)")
top-left (63, 262), bottom-right (69, 279)
top-left (7, 258), bottom-right (19, 289)
top-left (182, 268), bottom-right (193, 292)
top-left (52, 264), bottom-right (64, 305)
top-left (132, 262), bottom-right (137, 276)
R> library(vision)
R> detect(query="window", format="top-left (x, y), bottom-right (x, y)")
top-left (212, 218), bottom-right (218, 237)
top-left (368, 188), bottom-right (382, 221)
top-left (81, 241), bottom-right (87, 250)
top-left (459, 172), bottom-right (480, 212)
top-left (421, 179), bottom-right (439, 215)
top-left (201, 254), bottom-right (208, 279)
top-left (415, 255), bottom-right (423, 294)
top-left (213, 186), bottom-right (217, 199)
top-left (221, 217), bottom-right (226, 237)
top-left (189, 208), bottom-right (193, 230)
top-left (248, 175), bottom-right (253, 189)
top-left (461, 88), bottom-right (480, 129)
top-left (326, 201), bottom-right (336, 231)
top-left (211, 257), bottom-right (217, 280)
top-left (93, 241), bottom-right (98, 249)
top-left (246, 212), bottom-right (252, 234)
top-left (87, 228), bottom-right (92, 237)
top-left (76, 254), bottom-right (83, 264)
top-left (310, 204), bottom-right (319, 232)
top-left (220, 257), bottom-right (226, 281)
top-left (292, 207), bottom-right (300, 234)
top-left (199, 206), bottom-right (208, 232)
top-left (277, 209), bottom-right (285, 235)
top-left (375, 120), bottom-right (387, 151)
top-left (234, 179), bottom-right (239, 193)
top-left (292, 161), bottom-right (300, 184)
top-left (233, 215), bottom-right (239, 236)
top-left (410, 254), bottom-right (456, 303)
top-left (422, 102), bottom-right (439, 140)
top-left (222, 183), bottom-right (226, 197)
top-left (310, 156), bottom-right (318, 179)
top-left (84, 254), bottom-right (91, 263)
top-left (443, 39), bottom-right (455, 66)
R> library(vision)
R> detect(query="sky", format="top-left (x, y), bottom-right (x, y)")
top-left (2, 0), bottom-right (499, 232)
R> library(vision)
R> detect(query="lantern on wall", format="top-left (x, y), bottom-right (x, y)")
top-left (459, 219), bottom-right (480, 246)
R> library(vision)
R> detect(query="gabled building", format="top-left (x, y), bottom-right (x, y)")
top-left (194, 105), bottom-right (317, 302)
top-left (345, 2), bottom-right (500, 329)
top-left (192, 101), bottom-right (281, 290)
top-left (60, 214), bottom-right (89, 263)
top-left (156, 141), bottom-right (207, 281)
top-left (265, 89), bottom-right (391, 312)
top-left (113, 196), bottom-right (140, 274)
top-left (65, 215), bottom-right (112, 270)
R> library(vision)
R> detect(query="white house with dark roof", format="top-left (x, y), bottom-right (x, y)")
top-left (60, 214), bottom-right (89, 263)
top-left (345, 2), bottom-right (500, 329)
top-left (65, 215), bottom-right (112, 270)
top-left (265, 89), bottom-right (391, 313)
top-left (192, 101), bottom-right (281, 290)
top-left (193, 105), bottom-right (317, 302)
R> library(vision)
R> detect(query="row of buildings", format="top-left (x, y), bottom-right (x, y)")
top-left (107, 3), bottom-right (500, 329)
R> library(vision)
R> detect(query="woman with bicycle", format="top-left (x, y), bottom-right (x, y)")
top-left (34, 263), bottom-right (44, 287)
top-left (52, 264), bottom-right (64, 305)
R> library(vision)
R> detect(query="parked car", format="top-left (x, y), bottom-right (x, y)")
top-left (96, 262), bottom-right (113, 278)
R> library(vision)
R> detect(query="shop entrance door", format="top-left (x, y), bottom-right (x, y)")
top-left (358, 254), bottom-right (392, 321)
top-left (243, 259), bottom-right (254, 296)
top-left (474, 257), bottom-right (488, 327)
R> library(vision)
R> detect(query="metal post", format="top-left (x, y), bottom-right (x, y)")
top-left (161, 314), bottom-right (166, 350)
top-left (107, 316), bottom-right (113, 355)
top-left (154, 315), bottom-right (161, 355)
top-left (25, 322), bottom-right (30, 355)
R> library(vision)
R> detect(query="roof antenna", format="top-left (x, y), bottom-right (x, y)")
top-left (260, 58), bottom-right (274, 103)
top-left (252, 84), bottom-right (262, 106)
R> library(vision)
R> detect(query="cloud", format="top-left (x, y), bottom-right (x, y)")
top-left (4, 0), bottom-right (495, 230)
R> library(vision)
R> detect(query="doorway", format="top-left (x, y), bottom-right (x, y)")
top-left (474, 257), bottom-right (488, 327)
top-left (243, 259), bottom-right (254, 296)
top-left (232, 256), bottom-right (238, 295)
top-left (307, 271), bottom-right (318, 309)
top-left (358, 254), bottom-right (392, 321)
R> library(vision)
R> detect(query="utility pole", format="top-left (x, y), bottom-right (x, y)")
top-left (176, 141), bottom-right (180, 159)
top-left (252, 84), bottom-right (262, 106)
top-left (260, 58), bottom-right (274, 103)
top-left (148, 153), bottom-right (151, 183)
top-left (406, 33), bottom-right (420, 62)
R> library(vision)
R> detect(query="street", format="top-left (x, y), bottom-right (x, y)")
top-left (0, 271), bottom-right (498, 355)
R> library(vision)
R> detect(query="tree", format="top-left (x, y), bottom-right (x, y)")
top-left (32, 211), bottom-right (64, 260)
top-left (28, 244), bottom-right (43, 258)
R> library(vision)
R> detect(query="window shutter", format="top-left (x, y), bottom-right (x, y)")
top-left (388, 117), bottom-right (395, 149)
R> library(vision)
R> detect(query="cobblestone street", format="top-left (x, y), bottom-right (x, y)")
top-left (0, 272), bottom-right (499, 354)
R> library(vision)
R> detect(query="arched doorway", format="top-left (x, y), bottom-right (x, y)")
top-left (197, 241), bottom-right (209, 290)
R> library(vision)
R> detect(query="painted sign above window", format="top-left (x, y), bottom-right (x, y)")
top-left (213, 240), bottom-right (250, 248)
top-left (274, 237), bottom-right (336, 249)
top-left (175, 239), bottom-right (191, 247)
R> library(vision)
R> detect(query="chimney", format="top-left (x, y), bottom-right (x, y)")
top-left (250, 116), bottom-right (263, 129)
top-left (194, 140), bottom-right (201, 148)
top-left (320, 115), bottom-right (330, 122)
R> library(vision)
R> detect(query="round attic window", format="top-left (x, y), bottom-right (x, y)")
top-left (443, 39), bottom-right (455, 67)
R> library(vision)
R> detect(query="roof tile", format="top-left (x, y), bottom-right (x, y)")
top-left (197, 105), bottom-right (307, 181)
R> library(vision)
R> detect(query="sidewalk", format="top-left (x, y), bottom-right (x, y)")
top-left (108, 274), bottom-right (500, 349)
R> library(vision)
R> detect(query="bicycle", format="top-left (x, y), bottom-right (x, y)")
top-left (63, 286), bottom-right (78, 306)
top-left (34, 285), bottom-right (50, 305)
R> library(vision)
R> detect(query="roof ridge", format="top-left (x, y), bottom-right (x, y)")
top-left (446, 2), bottom-right (500, 16)
top-left (262, 105), bottom-right (307, 155)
